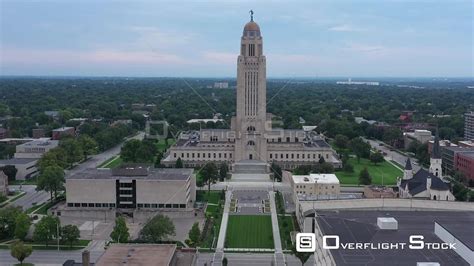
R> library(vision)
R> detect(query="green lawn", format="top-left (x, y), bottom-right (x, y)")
top-left (156, 138), bottom-right (176, 152)
top-left (279, 215), bottom-right (296, 250)
top-left (9, 176), bottom-right (38, 185)
top-left (98, 156), bottom-right (123, 168)
top-left (336, 158), bottom-right (402, 185)
top-left (196, 190), bottom-right (222, 204)
top-left (225, 215), bottom-right (274, 249)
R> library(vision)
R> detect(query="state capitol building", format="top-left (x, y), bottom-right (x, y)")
top-left (163, 15), bottom-right (341, 175)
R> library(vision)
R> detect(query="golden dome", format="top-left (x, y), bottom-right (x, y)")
top-left (244, 21), bottom-right (260, 32)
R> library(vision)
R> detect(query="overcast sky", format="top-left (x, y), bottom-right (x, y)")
top-left (1, 0), bottom-right (473, 77)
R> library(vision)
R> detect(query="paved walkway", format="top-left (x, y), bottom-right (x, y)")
top-left (216, 189), bottom-right (232, 250)
top-left (269, 191), bottom-right (285, 265)
top-left (212, 189), bottom-right (233, 265)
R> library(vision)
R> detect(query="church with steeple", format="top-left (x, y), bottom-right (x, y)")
top-left (398, 132), bottom-right (455, 201)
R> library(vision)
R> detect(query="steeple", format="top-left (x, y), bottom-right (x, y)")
top-left (431, 129), bottom-right (441, 159)
top-left (403, 158), bottom-right (413, 180)
top-left (429, 128), bottom-right (442, 177)
top-left (405, 157), bottom-right (412, 170)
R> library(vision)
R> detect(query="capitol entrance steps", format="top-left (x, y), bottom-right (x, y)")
top-left (232, 159), bottom-right (269, 174)
top-left (230, 173), bottom-right (271, 182)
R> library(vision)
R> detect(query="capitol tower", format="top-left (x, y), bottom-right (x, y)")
top-left (233, 12), bottom-right (268, 163)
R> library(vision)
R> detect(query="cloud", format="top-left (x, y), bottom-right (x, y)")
top-left (126, 26), bottom-right (196, 51)
top-left (1, 48), bottom-right (190, 66)
top-left (328, 24), bottom-right (366, 32)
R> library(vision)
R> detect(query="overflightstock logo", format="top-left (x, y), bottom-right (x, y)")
top-left (295, 233), bottom-right (456, 253)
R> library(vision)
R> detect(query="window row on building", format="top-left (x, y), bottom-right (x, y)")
top-left (267, 137), bottom-right (302, 143)
top-left (67, 202), bottom-right (116, 208)
top-left (269, 153), bottom-right (329, 160)
top-left (174, 152), bottom-right (233, 160)
top-left (137, 203), bottom-right (186, 209)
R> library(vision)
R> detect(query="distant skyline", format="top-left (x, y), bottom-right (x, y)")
top-left (1, 0), bottom-right (473, 77)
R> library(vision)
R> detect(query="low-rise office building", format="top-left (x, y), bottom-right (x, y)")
top-left (0, 171), bottom-right (8, 196)
top-left (14, 139), bottom-right (59, 159)
top-left (465, 111), bottom-right (474, 140)
top-left (65, 166), bottom-right (196, 213)
top-left (441, 146), bottom-right (474, 176)
top-left (52, 127), bottom-right (75, 140)
top-left (0, 158), bottom-right (38, 180)
top-left (404, 129), bottom-right (433, 149)
top-left (456, 152), bottom-right (474, 182)
top-left (291, 173), bottom-right (340, 197)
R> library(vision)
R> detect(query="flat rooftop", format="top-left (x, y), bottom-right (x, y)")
top-left (293, 173), bottom-right (339, 184)
top-left (316, 210), bottom-right (473, 266)
top-left (53, 127), bottom-right (74, 132)
top-left (0, 158), bottom-right (38, 165)
top-left (67, 167), bottom-right (193, 181)
top-left (17, 139), bottom-right (58, 148)
top-left (96, 244), bottom-right (176, 266)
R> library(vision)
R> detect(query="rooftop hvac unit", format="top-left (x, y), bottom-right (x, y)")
top-left (377, 217), bottom-right (398, 230)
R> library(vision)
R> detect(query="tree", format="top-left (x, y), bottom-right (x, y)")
top-left (201, 163), bottom-right (218, 193)
top-left (61, 224), bottom-right (80, 248)
top-left (219, 163), bottom-right (228, 181)
top-left (14, 213), bottom-right (31, 240)
top-left (120, 139), bottom-right (141, 162)
top-left (1, 165), bottom-right (17, 181)
top-left (383, 127), bottom-right (402, 146)
top-left (359, 167), bottom-right (372, 185)
top-left (38, 147), bottom-right (68, 172)
top-left (291, 244), bottom-right (311, 266)
top-left (370, 151), bottom-right (384, 165)
top-left (10, 240), bottom-right (32, 265)
top-left (0, 206), bottom-right (22, 239)
top-left (78, 135), bottom-right (97, 160)
top-left (187, 222), bottom-right (201, 247)
top-left (61, 138), bottom-right (83, 167)
top-left (175, 157), bottom-right (183, 168)
top-left (350, 137), bottom-right (371, 163)
top-left (318, 156), bottom-right (326, 164)
top-left (33, 215), bottom-right (60, 246)
top-left (319, 162), bottom-right (334, 173)
top-left (110, 216), bottom-right (129, 243)
top-left (139, 214), bottom-right (175, 243)
top-left (155, 152), bottom-right (164, 167)
top-left (334, 134), bottom-right (349, 149)
top-left (37, 165), bottom-right (65, 201)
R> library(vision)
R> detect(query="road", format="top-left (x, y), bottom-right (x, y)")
top-left (0, 249), bottom-right (104, 265)
top-left (9, 185), bottom-right (49, 211)
top-left (363, 138), bottom-right (421, 172)
top-left (65, 131), bottom-right (145, 176)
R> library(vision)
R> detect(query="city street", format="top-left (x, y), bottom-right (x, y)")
top-left (65, 131), bottom-right (145, 176)
top-left (9, 185), bottom-right (49, 210)
top-left (364, 138), bottom-right (421, 172)
top-left (0, 249), bottom-right (104, 265)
